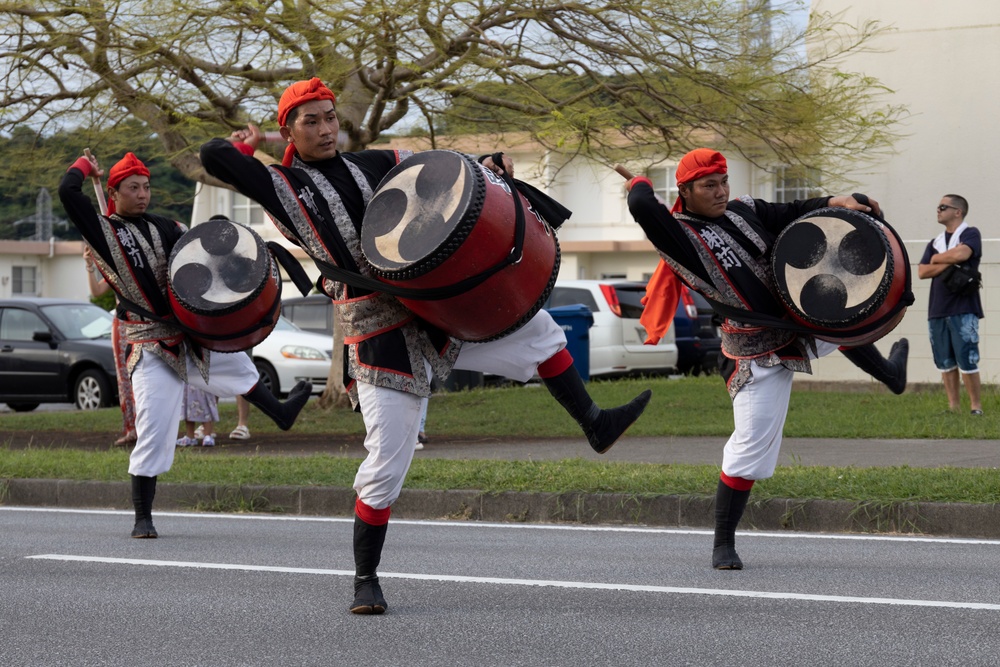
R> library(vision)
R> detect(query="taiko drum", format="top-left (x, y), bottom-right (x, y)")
top-left (360, 150), bottom-right (560, 342)
top-left (167, 218), bottom-right (281, 352)
top-left (770, 207), bottom-right (909, 347)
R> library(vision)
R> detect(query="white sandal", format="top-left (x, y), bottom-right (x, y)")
top-left (229, 425), bottom-right (251, 440)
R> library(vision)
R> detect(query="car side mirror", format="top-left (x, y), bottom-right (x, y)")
top-left (32, 330), bottom-right (54, 345)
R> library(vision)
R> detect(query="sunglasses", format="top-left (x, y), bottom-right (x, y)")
top-left (937, 204), bottom-right (959, 212)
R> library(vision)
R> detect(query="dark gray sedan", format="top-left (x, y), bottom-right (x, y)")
top-left (0, 298), bottom-right (119, 412)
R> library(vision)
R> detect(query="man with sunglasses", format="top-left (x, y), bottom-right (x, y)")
top-left (918, 195), bottom-right (984, 415)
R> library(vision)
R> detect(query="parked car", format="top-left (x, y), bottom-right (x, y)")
top-left (674, 286), bottom-right (722, 376)
top-left (252, 315), bottom-right (332, 397)
top-left (281, 294), bottom-right (334, 336)
top-left (282, 284), bottom-right (678, 381)
top-left (0, 298), bottom-right (118, 411)
top-left (281, 295), bottom-right (489, 391)
top-left (542, 280), bottom-right (678, 377)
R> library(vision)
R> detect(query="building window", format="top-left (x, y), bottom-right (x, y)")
top-left (773, 166), bottom-right (822, 203)
top-left (230, 192), bottom-right (265, 226)
top-left (648, 167), bottom-right (679, 206)
top-left (12, 266), bottom-right (37, 295)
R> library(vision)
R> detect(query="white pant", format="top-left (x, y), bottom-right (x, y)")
top-left (721, 340), bottom-right (839, 480)
top-left (353, 310), bottom-right (566, 508)
top-left (129, 351), bottom-right (259, 477)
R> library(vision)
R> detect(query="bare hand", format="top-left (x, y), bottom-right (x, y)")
top-left (83, 149), bottom-right (104, 179)
top-left (483, 153), bottom-right (514, 178)
top-left (829, 194), bottom-right (882, 218)
top-left (230, 123), bottom-right (263, 150)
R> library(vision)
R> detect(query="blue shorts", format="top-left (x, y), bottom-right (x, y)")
top-left (929, 314), bottom-right (980, 373)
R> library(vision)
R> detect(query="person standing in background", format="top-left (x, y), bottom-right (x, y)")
top-left (230, 395), bottom-right (252, 441)
top-left (917, 194), bottom-right (984, 415)
top-left (178, 385), bottom-right (219, 447)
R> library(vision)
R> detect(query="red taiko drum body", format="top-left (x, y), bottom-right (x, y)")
top-left (771, 207), bottom-right (909, 347)
top-left (360, 150), bottom-right (559, 342)
top-left (167, 219), bottom-right (281, 352)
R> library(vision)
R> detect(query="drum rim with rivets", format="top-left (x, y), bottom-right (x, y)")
top-left (359, 149), bottom-right (560, 342)
top-left (167, 218), bottom-right (281, 352)
top-left (771, 207), bottom-right (907, 331)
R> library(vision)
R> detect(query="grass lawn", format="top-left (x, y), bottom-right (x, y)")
top-left (2, 376), bottom-right (998, 504)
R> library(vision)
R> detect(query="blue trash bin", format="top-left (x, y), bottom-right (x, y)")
top-left (545, 304), bottom-right (594, 381)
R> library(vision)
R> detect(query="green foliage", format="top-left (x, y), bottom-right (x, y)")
top-left (89, 290), bottom-right (117, 312)
top-left (0, 0), bottom-right (903, 184)
top-left (0, 122), bottom-right (196, 236)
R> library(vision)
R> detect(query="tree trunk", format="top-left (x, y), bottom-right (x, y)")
top-left (318, 314), bottom-right (352, 409)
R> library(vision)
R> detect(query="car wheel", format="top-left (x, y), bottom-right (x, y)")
top-left (6, 402), bottom-right (40, 412)
top-left (254, 359), bottom-right (281, 397)
top-left (75, 369), bottom-right (113, 411)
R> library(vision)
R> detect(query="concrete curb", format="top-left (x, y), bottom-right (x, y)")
top-left (3, 478), bottom-right (998, 539)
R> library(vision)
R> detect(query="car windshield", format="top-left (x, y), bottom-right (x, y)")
top-left (273, 315), bottom-right (303, 332)
top-left (40, 303), bottom-right (114, 340)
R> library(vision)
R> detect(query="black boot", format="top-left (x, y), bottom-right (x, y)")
top-left (350, 515), bottom-right (389, 615)
top-left (712, 479), bottom-right (751, 570)
top-left (542, 365), bottom-right (652, 453)
top-left (242, 380), bottom-right (312, 431)
top-left (840, 338), bottom-right (908, 395)
top-left (130, 474), bottom-right (158, 538)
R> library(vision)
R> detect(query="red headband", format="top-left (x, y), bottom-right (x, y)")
top-left (277, 77), bottom-right (337, 127)
top-left (277, 78), bottom-right (338, 166)
top-left (107, 152), bottom-right (150, 189)
top-left (671, 148), bottom-right (728, 213)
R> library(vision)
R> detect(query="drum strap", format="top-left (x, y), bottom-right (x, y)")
top-left (114, 289), bottom-right (284, 344)
top-left (705, 295), bottom-right (909, 340)
top-left (707, 194), bottom-right (914, 341)
top-left (312, 170), bottom-right (530, 301)
top-left (113, 241), bottom-right (313, 343)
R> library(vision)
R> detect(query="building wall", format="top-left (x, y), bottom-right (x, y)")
top-left (0, 240), bottom-right (92, 301)
top-left (803, 1), bottom-right (1000, 385)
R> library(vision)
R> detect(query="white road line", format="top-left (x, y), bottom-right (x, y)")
top-left (25, 554), bottom-right (1000, 611)
top-left (3, 505), bottom-right (999, 545)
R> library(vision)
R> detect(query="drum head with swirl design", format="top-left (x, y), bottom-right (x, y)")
top-left (361, 150), bottom-right (483, 279)
top-left (771, 207), bottom-right (895, 327)
top-left (168, 219), bottom-right (270, 315)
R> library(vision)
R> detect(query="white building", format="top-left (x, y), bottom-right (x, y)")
top-left (807, 1), bottom-right (1000, 385)
top-left (0, 239), bottom-right (91, 301)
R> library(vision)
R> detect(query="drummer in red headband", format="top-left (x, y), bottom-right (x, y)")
top-left (59, 151), bottom-right (313, 541)
top-left (201, 77), bottom-right (653, 615)
top-left (625, 148), bottom-right (910, 571)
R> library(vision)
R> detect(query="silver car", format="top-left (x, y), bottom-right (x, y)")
top-left (544, 280), bottom-right (678, 378)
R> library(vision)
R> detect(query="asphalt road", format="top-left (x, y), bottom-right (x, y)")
top-left (4, 507), bottom-right (1000, 666)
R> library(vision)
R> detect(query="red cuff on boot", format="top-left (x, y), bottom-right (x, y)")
top-left (537, 348), bottom-right (574, 379)
top-left (720, 472), bottom-right (755, 491)
top-left (355, 497), bottom-right (391, 526)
